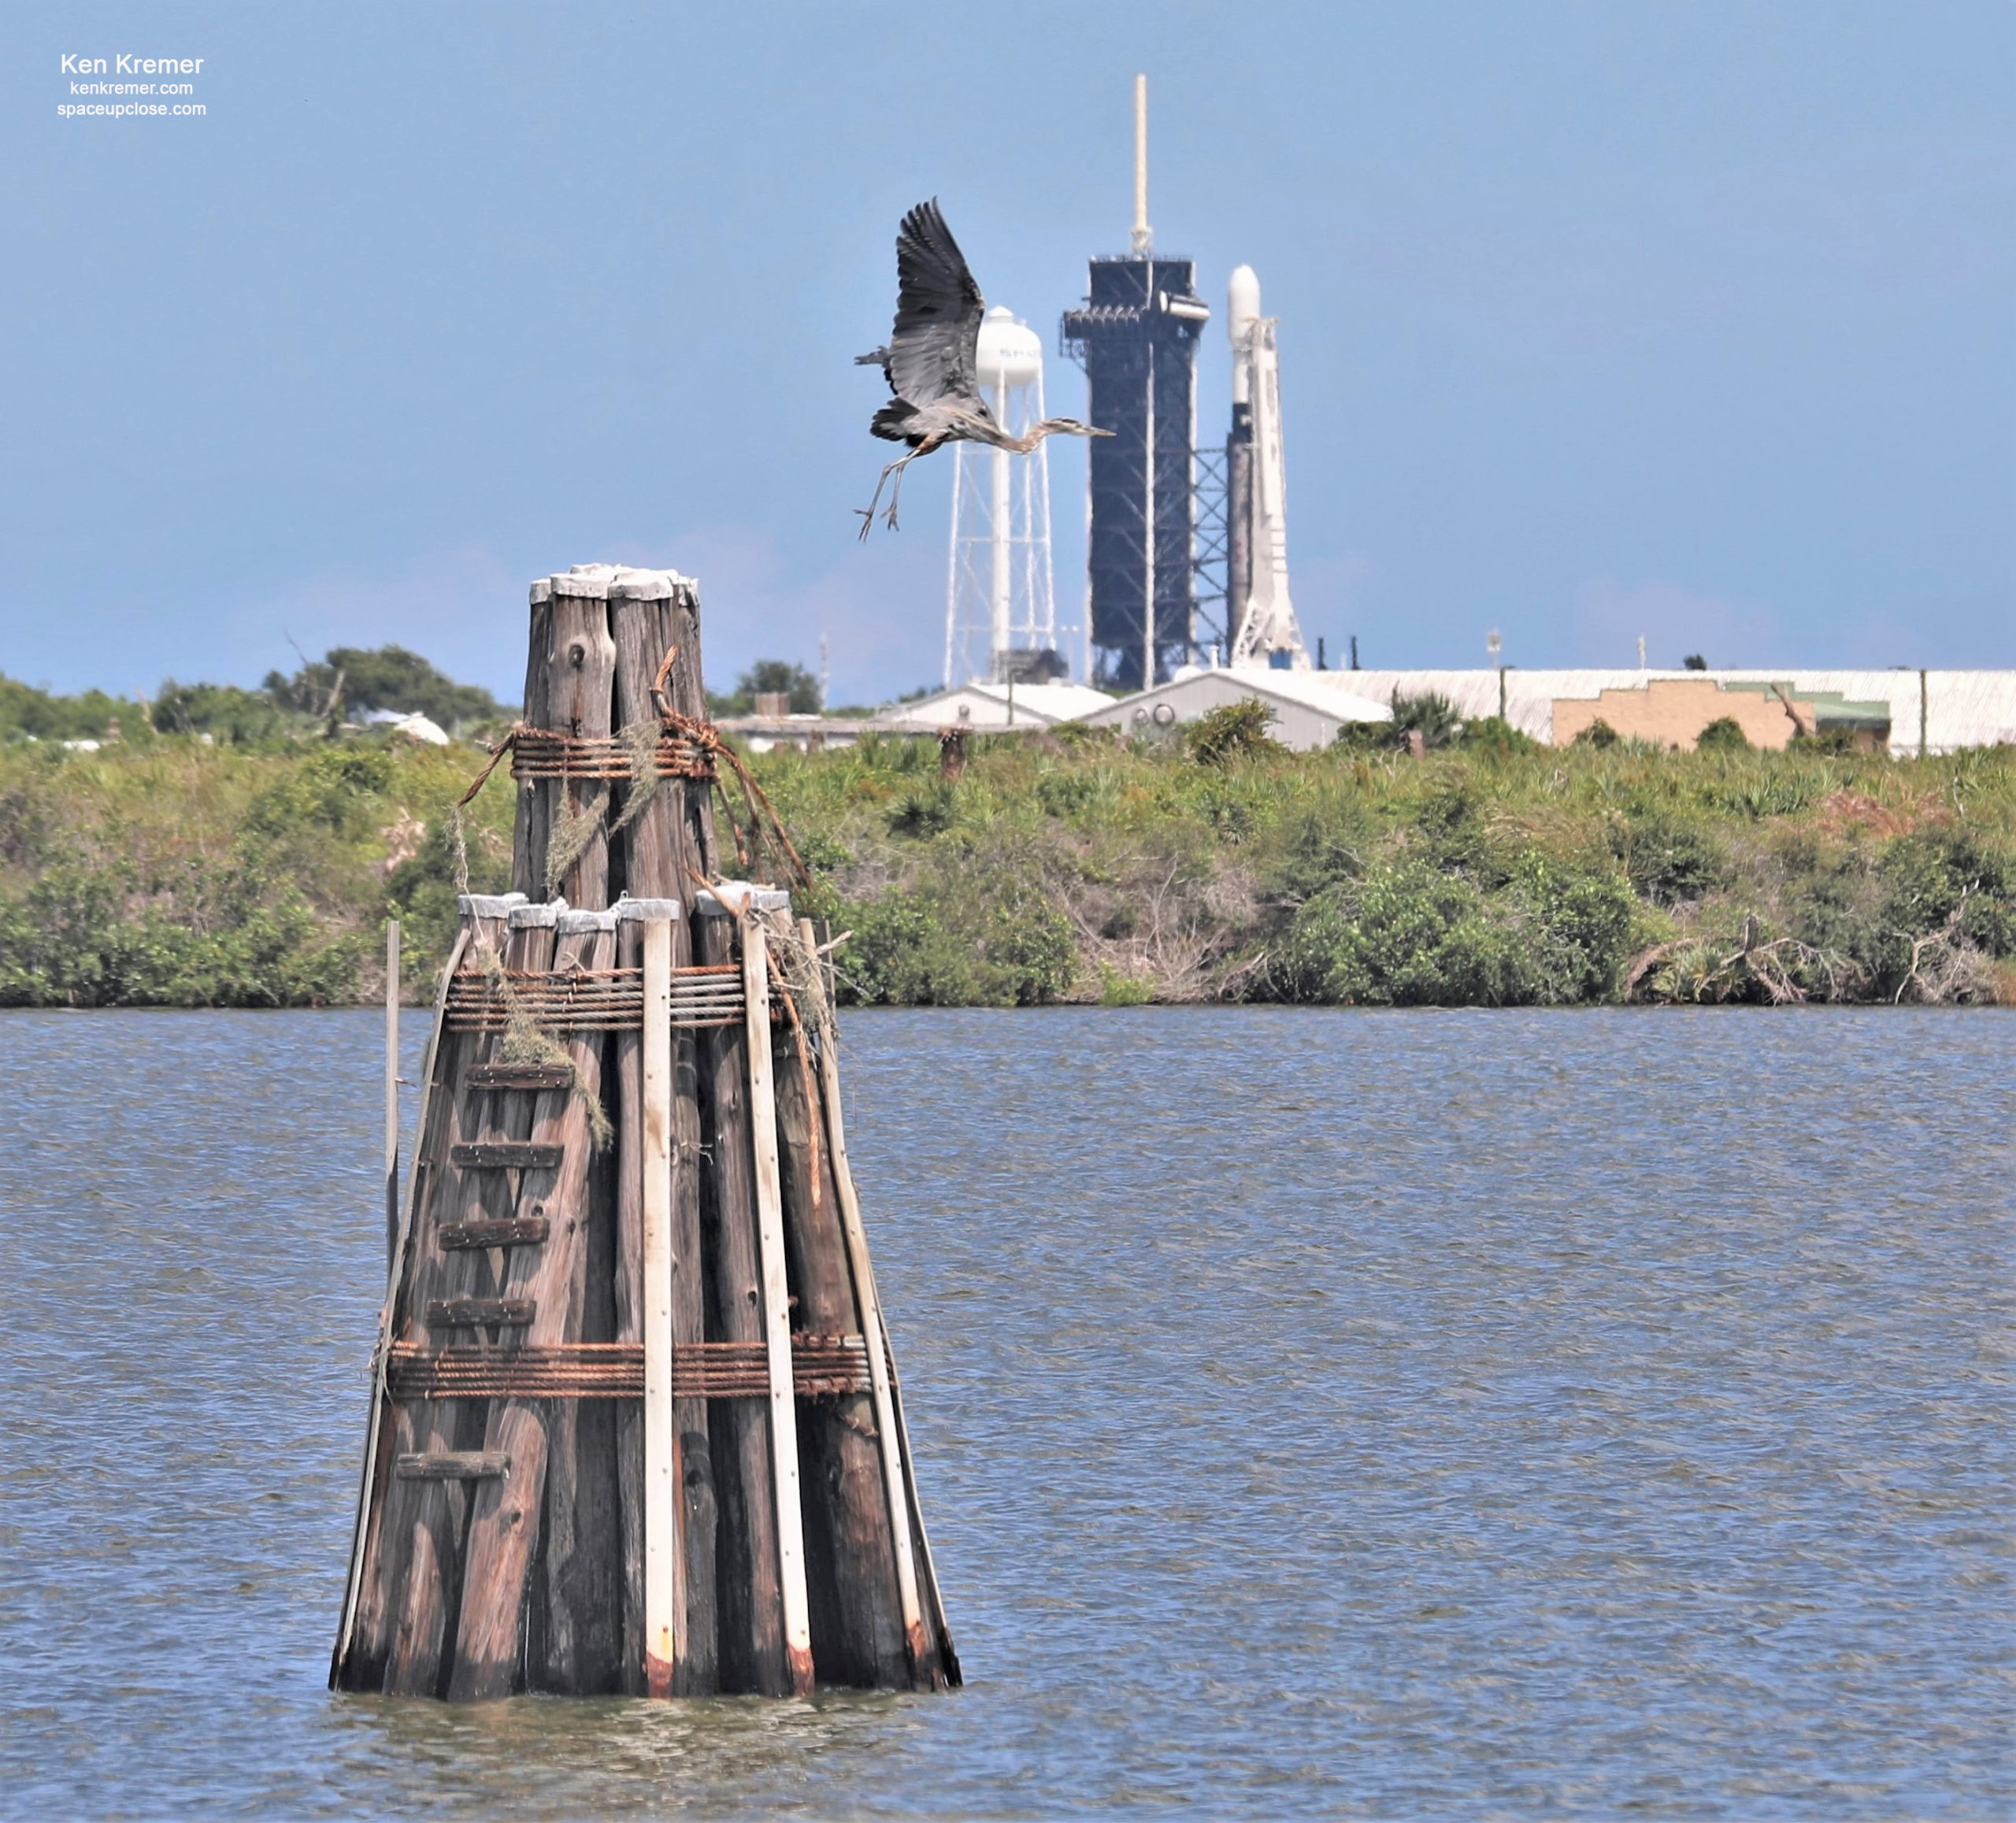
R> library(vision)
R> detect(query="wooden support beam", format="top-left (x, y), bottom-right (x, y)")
top-left (465, 1062), bottom-right (574, 1092)
top-left (742, 914), bottom-right (814, 1696)
top-left (611, 581), bottom-right (720, 1695)
top-left (439, 1217), bottom-right (549, 1251)
top-left (395, 1452), bottom-right (510, 1480)
top-left (331, 919), bottom-right (472, 1691)
top-left (640, 915), bottom-right (683, 1696)
top-left (511, 595), bottom-right (554, 898)
top-left (803, 915), bottom-right (954, 1689)
top-left (767, 912), bottom-right (905, 1689)
top-left (695, 906), bottom-right (781, 1693)
top-left (449, 908), bottom-right (616, 1700)
top-left (450, 1141), bottom-right (564, 1171)
top-left (616, 898), bottom-right (716, 1695)
top-left (373, 902), bottom-right (551, 1699)
top-left (427, 1298), bottom-right (535, 1328)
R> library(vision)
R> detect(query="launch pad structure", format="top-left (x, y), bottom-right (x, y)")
top-left (1061, 76), bottom-right (1307, 687)
top-left (1061, 76), bottom-right (1210, 691)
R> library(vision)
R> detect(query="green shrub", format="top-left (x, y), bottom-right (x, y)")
top-left (1695, 717), bottom-right (1750, 752)
top-left (1270, 850), bottom-right (1634, 1006)
top-left (1619, 811), bottom-right (1728, 906)
top-left (1332, 717), bottom-right (1394, 752)
top-left (1575, 719), bottom-right (1620, 749)
top-left (707, 659), bottom-right (822, 717)
top-left (1184, 698), bottom-right (1284, 765)
top-left (1510, 852), bottom-right (1638, 1000)
top-left (154, 681), bottom-right (291, 744)
top-left (1705, 769), bottom-right (1825, 819)
top-left (832, 893), bottom-right (964, 1005)
top-left (1389, 691), bottom-right (1464, 750)
top-left (988, 894), bottom-right (1076, 1004)
top-left (1098, 965), bottom-right (1153, 1006)
top-left (1458, 716), bottom-right (1539, 757)
top-left (0, 856), bottom-right (361, 1006)
top-left (1863, 828), bottom-right (2016, 988)
top-left (267, 645), bottom-right (510, 732)
top-left (888, 786), bottom-right (955, 838)
top-left (2, 700), bottom-right (2010, 1010)
top-left (0, 676), bottom-right (149, 747)
top-left (1036, 769), bottom-right (1099, 819)
top-left (244, 744), bottom-right (396, 840)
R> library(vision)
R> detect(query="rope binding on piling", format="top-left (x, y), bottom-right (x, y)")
top-left (451, 643), bottom-right (813, 897)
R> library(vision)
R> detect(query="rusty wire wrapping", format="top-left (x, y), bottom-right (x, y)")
top-left (385, 1336), bottom-right (871, 1399)
top-left (509, 724), bottom-right (717, 783)
top-left (444, 964), bottom-right (746, 1032)
top-left (453, 668), bottom-right (814, 897)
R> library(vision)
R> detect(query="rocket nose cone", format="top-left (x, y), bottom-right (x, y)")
top-left (1228, 264), bottom-right (1262, 339)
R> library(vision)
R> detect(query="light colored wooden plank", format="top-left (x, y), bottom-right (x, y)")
top-left (802, 915), bottom-right (936, 1686)
top-left (331, 921), bottom-right (469, 1688)
top-left (384, 919), bottom-right (400, 1276)
top-left (641, 916), bottom-right (682, 1695)
top-left (742, 915), bottom-right (814, 1695)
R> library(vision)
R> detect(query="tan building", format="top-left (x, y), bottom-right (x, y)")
top-left (1550, 677), bottom-right (1833, 750)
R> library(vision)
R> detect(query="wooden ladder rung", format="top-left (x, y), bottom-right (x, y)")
top-left (426, 1297), bottom-right (536, 1327)
top-left (440, 1217), bottom-right (550, 1251)
top-left (450, 1141), bottom-right (563, 1170)
top-left (394, 1451), bottom-right (510, 1480)
top-left (465, 1062), bottom-right (573, 1091)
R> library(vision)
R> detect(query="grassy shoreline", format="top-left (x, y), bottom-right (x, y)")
top-left (2, 728), bottom-right (2010, 1010)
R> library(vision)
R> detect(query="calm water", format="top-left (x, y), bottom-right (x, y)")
top-left (0, 1007), bottom-right (2008, 1819)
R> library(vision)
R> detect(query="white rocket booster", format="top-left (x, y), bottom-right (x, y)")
top-left (1226, 265), bottom-right (1309, 669)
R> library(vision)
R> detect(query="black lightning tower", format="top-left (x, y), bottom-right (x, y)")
top-left (1062, 258), bottom-right (1210, 691)
top-left (1060, 78), bottom-right (1210, 691)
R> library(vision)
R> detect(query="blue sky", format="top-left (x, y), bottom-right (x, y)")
top-left (3, 1), bottom-right (2010, 706)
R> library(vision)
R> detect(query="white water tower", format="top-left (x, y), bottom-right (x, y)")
top-left (945, 306), bottom-right (1061, 685)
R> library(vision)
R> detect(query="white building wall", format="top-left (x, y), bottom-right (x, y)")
top-left (1082, 668), bottom-right (2016, 754)
top-left (1079, 669), bottom-right (1390, 749)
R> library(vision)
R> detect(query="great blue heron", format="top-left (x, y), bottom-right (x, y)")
top-left (855, 199), bottom-right (1107, 537)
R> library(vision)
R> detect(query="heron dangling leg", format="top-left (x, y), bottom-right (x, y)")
top-left (854, 448), bottom-right (923, 540)
top-left (854, 454), bottom-right (903, 539)
top-left (881, 450), bottom-right (921, 532)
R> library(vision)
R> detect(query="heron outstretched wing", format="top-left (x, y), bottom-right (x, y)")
top-left (876, 199), bottom-right (984, 413)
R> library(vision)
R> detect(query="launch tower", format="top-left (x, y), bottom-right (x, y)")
top-left (1061, 76), bottom-right (1210, 690)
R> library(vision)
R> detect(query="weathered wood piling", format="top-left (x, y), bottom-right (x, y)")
top-left (332, 564), bottom-right (958, 1699)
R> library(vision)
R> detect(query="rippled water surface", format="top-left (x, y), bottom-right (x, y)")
top-left (0, 1007), bottom-right (2010, 1818)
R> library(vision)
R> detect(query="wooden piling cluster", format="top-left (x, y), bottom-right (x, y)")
top-left (332, 565), bottom-right (957, 1699)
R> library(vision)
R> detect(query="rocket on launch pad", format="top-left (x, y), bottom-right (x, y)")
top-left (1225, 265), bottom-right (1309, 670)
top-left (1062, 75), bottom-right (1311, 680)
